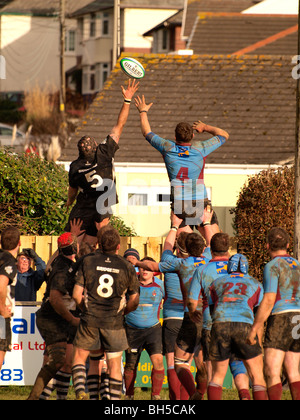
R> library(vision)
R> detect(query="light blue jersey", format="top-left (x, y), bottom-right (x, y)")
top-left (263, 255), bottom-right (300, 315)
top-left (160, 250), bottom-right (184, 320)
top-left (159, 253), bottom-right (210, 312)
top-left (189, 257), bottom-right (228, 330)
top-left (125, 277), bottom-right (164, 329)
top-left (210, 272), bottom-right (263, 324)
top-left (146, 132), bottom-right (226, 202)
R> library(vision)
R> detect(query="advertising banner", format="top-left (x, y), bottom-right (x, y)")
top-left (0, 305), bottom-right (44, 386)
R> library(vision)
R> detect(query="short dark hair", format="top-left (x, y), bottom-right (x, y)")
top-left (175, 231), bottom-right (189, 255)
top-left (0, 226), bottom-right (20, 251)
top-left (267, 227), bottom-right (289, 251)
top-left (211, 233), bottom-right (230, 255)
top-left (141, 256), bottom-right (156, 262)
top-left (175, 122), bottom-right (193, 143)
top-left (97, 225), bottom-right (120, 253)
top-left (185, 233), bottom-right (205, 257)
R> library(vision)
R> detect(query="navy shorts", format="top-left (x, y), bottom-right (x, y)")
top-left (162, 318), bottom-right (183, 354)
top-left (125, 323), bottom-right (163, 370)
top-left (176, 313), bottom-right (202, 354)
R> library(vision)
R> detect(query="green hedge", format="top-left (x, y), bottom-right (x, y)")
top-left (231, 165), bottom-right (294, 281)
top-left (0, 150), bottom-right (136, 236)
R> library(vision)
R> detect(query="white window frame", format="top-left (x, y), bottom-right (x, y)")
top-left (65, 29), bottom-right (76, 53)
top-left (121, 185), bottom-right (212, 207)
top-left (95, 63), bottom-right (111, 91)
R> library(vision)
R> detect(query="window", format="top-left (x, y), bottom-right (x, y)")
top-left (102, 13), bottom-right (109, 36)
top-left (82, 65), bottom-right (96, 94)
top-left (128, 193), bottom-right (148, 206)
top-left (90, 67), bottom-right (95, 91)
top-left (65, 30), bottom-right (76, 52)
top-left (162, 29), bottom-right (168, 50)
top-left (95, 63), bottom-right (110, 91)
top-left (90, 13), bottom-right (96, 37)
top-left (157, 193), bottom-right (170, 203)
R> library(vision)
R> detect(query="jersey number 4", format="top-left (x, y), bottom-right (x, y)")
top-left (176, 167), bottom-right (189, 181)
top-left (97, 274), bottom-right (114, 298)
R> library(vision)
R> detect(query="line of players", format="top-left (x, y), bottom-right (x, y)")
top-left (23, 211), bottom-right (300, 400)
top-left (1, 214), bottom-right (299, 400)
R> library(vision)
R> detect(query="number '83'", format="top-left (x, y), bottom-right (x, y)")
top-left (97, 274), bottom-right (114, 298)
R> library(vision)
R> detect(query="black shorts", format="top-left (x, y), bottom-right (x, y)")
top-left (73, 320), bottom-right (128, 353)
top-left (171, 199), bottom-right (218, 229)
top-left (264, 312), bottom-right (300, 353)
top-left (125, 323), bottom-right (163, 370)
top-left (36, 309), bottom-right (74, 347)
top-left (162, 318), bottom-right (183, 354)
top-left (65, 200), bottom-right (112, 237)
top-left (209, 322), bottom-right (262, 362)
top-left (176, 313), bottom-right (202, 354)
top-left (0, 318), bottom-right (12, 353)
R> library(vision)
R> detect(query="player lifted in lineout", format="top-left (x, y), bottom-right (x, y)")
top-left (135, 95), bottom-right (229, 234)
top-left (65, 79), bottom-right (140, 246)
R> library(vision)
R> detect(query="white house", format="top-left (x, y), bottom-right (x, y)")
top-left (0, 0), bottom-right (92, 94)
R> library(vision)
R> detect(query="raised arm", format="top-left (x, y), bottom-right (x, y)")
top-left (193, 120), bottom-right (229, 141)
top-left (134, 95), bottom-right (153, 137)
top-left (110, 79), bottom-right (140, 143)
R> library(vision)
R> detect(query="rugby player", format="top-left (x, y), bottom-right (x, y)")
top-left (135, 211), bottom-right (213, 399)
top-left (28, 232), bottom-right (80, 400)
top-left (247, 227), bottom-right (300, 400)
top-left (124, 257), bottom-right (165, 400)
top-left (72, 225), bottom-right (140, 400)
top-left (134, 94), bottom-right (229, 233)
top-left (188, 233), bottom-right (251, 400)
top-left (161, 230), bottom-right (189, 400)
top-left (65, 79), bottom-right (139, 246)
top-left (209, 254), bottom-right (267, 400)
top-left (0, 227), bottom-right (20, 371)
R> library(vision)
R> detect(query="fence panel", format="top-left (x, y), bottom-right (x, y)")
top-left (19, 235), bottom-right (237, 301)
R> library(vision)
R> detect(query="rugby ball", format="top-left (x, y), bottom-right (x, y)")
top-left (120, 57), bottom-right (145, 79)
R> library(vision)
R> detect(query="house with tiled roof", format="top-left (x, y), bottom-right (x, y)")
top-left (186, 13), bottom-right (298, 56)
top-left (59, 53), bottom-right (297, 236)
top-left (0, 0), bottom-right (92, 93)
top-left (144, 0), bottom-right (298, 56)
top-left (70, 0), bottom-right (184, 96)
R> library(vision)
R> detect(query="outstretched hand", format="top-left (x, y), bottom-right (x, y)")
top-left (121, 79), bottom-right (140, 100)
top-left (135, 95), bottom-right (153, 113)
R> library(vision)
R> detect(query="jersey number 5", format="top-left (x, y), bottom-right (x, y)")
top-left (97, 274), bottom-right (114, 298)
top-left (85, 170), bottom-right (103, 188)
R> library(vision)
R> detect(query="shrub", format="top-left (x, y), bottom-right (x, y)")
top-left (0, 149), bottom-right (69, 235)
top-left (231, 165), bottom-right (295, 281)
top-left (0, 149), bottom-right (136, 236)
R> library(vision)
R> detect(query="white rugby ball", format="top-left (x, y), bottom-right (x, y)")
top-left (120, 57), bottom-right (145, 79)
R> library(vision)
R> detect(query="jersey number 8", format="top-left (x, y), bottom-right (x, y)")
top-left (97, 274), bottom-right (114, 298)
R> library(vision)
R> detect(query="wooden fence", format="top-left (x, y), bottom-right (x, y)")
top-left (20, 235), bottom-right (237, 302)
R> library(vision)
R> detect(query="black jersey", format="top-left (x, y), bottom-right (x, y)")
top-left (69, 135), bottom-right (119, 205)
top-left (75, 250), bottom-right (140, 329)
top-left (39, 254), bottom-right (76, 322)
top-left (0, 250), bottom-right (17, 311)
